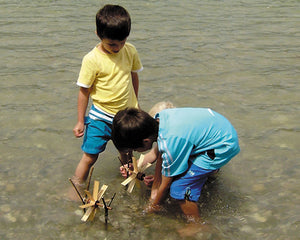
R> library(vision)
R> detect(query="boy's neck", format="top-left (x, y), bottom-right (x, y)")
top-left (97, 43), bottom-right (110, 54)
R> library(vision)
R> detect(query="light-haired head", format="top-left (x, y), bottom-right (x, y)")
top-left (148, 101), bottom-right (175, 117)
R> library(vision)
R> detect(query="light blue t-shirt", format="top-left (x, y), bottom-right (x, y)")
top-left (156, 108), bottom-right (240, 177)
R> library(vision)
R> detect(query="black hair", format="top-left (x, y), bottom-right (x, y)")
top-left (112, 108), bottom-right (158, 151)
top-left (96, 4), bottom-right (131, 41)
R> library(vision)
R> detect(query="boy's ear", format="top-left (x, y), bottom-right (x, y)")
top-left (143, 138), bottom-right (151, 144)
top-left (142, 138), bottom-right (153, 148)
top-left (95, 31), bottom-right (101, 39)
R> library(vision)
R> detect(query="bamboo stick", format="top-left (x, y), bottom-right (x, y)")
top-left (69, 178), bottom-right (85, 204)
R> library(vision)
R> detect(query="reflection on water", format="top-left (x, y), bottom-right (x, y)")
top-left (0, 0), bottom-right (299, 239)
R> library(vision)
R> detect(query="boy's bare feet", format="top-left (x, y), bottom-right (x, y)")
top-left (177, 222), bottom-right (211, 237)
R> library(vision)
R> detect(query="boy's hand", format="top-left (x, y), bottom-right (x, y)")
top-left (119, 163), bottom-right (133, 178)
top-left (73, 122), bottom-right (85, 138)
top-left (143, 202), bottom-right (163, 214)
top-left (143, 175), bottom-right (154, 187)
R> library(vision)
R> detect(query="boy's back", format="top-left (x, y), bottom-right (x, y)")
top-left (157, 108), bottom-right (240, 175)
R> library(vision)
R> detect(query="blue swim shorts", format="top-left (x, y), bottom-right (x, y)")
top-left (170, 163), bottom-right (215, 202)
top-left (81, 116), bottom-right (112, 155)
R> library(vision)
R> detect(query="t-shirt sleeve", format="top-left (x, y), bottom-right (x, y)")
top-left (159, 136), bottom-right (194, 177)
top-left (77, 54), bottom-right (97, 88)
top-left (131, 47), bottom-right (143, 73)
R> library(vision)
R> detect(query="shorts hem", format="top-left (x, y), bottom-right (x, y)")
top-left (170, 193), bottom-right (198, 202)
top-left (81, 146), bottom-right (105, 155)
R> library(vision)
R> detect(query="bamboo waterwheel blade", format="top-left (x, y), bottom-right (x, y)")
top-left (88, 208), bottom-right (97, 221)
top-left (137, 154), bottom-right (145, 168)
top-left (97, 184), bottom-right (108, 200)
top-left (127, 179), bottom-right (136, 193)
top-left (93, 181), bottom-right (100, 200)
top-left (84, 190), bottom-right (94, 201)
top-left (81, 207), bottom-right (94, 222)
top-left (121, 174), bottom-right (136, 186)
top-left (132, 157), bottom-right (138, 173)
top-left (86, 166), bottom-right (94, 192)
top-left (79, 202), bottom-right (95, 209)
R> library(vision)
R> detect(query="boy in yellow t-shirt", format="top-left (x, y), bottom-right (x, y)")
top-left (70, 4), bottom-right (143, 196)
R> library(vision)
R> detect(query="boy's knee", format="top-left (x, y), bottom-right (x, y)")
top-left (82, 153), bottom-right (98, 165)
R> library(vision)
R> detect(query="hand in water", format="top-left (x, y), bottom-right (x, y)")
top-left (143, 202), bottom-right (163, 214)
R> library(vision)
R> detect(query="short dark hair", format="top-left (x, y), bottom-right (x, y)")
top-left (112, 108), bottom-right (158, 151)
top-left (96, 4), bottom-right (131, 41)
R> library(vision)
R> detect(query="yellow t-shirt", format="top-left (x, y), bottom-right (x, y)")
top-left (77, 42), bottom-right (143, 115)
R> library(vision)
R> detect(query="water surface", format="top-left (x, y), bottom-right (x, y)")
top-left (0, 0), bottom-right (299, 239)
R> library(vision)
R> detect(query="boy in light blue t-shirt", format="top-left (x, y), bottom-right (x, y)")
top-left (111, 106), bottom-right (240, 235)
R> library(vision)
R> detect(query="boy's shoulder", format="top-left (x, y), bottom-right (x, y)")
top-left (83, 46), bottom-right (99, 58)
top-left (124, 42), bottom-right (137, 51)
top-left (125, 42), bottom-right (134, 47)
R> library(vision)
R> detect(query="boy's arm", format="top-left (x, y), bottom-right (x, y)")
top-left (154, 175), bottom-right (173, 205)
top-left (140, 146), bottom-right (160, 187)
top-left (73, 87), bottom-right (90, 138)
top-left (131, 72), bottom-right (139, 99)
top-left (146, 175), bottom-right (172, 212)
top-left (140, 144), bottom-right (159, 166)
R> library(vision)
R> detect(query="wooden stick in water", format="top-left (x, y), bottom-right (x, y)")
top-left (118, 156), bottom-right (130, 177)
top-left (101, 197), bottom-right (109, 224)
top-left (108, 193), bottom-right (116, 207)
top-left (86, 166), bottom-right (94, 192)
top-left (68, 178), bottom-right (85, 204)
top-left (101, 193), bottom-right (115, 224)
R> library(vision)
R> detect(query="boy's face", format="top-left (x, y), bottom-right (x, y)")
top-left (120, 138), bottom-right (154, 153)
top-left (134, 138), bottom-right (154, 153)
top-left (100, 38), bottom-right (127, 54)
top-left (134, 146), bottom-right (149, 153)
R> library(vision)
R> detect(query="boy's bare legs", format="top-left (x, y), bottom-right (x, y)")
top-left (177, 200), bottom-right (210, 237)
top-left (74, 153), bottom-right (98, 181)
top-left (68, 153), bottom-right (98, 201)
top-left (179, 199), bottom-right (200, 220)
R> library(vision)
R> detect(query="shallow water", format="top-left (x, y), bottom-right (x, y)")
top-left (0, 0), bottom-right (299, 239)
